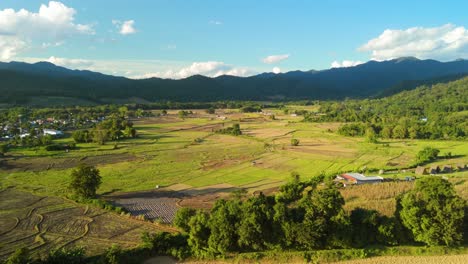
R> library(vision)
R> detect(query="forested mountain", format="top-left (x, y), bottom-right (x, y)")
top-left (0, 57), bottom-right (468, 105)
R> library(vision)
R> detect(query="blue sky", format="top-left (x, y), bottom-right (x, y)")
top-left (0, 0), bottom-right (467, 78)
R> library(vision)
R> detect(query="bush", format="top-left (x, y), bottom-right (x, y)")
top-left (45, 143), bottom-right (76, 151)
top-left (5, 248), bottom-right (31, 264)
top-left (42, 247), bottom-right (86, 264)
top-left (415, 146), bottom-right (440, 165)
top-left (290, 138), bottom-right (300, 146)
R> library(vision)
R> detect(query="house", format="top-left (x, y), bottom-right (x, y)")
top-left (43, 129), bottom-right (64, 137)
top-left (340, 173), bottom-right (384, 185)
top-left (415, 166), bottom-right (428, 175)
top-left (428, 165), bottom-right (440, 174)
top-left (441, 165), bottom-right (452, 173)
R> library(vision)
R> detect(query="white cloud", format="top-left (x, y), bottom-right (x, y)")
top-left (262, 54), bottom-right (290, 64)
top-left (133, 61), bottom-right (257, 79)
top-left (359, 24), bottom-right (468, 61)
top-left (0, 1), bottom-right (93, 60)
top-left (272, 67), bottom-right (281, 74)
top-left (46, 56), bottom-right (94, 68)
top-left (331, 60), bottom-right (363, 68)
top-left (113, 20), bottom-right (136, 35)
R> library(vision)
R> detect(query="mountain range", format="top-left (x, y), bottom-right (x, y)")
top-left (1, 57), bottom-right (467, 105)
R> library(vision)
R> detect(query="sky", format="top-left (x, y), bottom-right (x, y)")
top-left (0, 0), bottom-right (467, 79)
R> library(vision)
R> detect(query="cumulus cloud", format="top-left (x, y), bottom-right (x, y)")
top-left (331, 60), bottom-right (363, 68)
top-left (133, 61), bottom-right (257, 79)
top-left (359, 24), bottom-right (468, 61)
top-left (113, 20), bottom-right (137, 35)
top-left (0, 1), bottom-right (93, 60)
top-left (262, 54), bottom-right (290, 64)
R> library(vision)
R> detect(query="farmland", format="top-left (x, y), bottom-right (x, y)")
top-left (1, 108), bottom-right (467, 260)
top-left (0, 188), bottom-right (173, 260)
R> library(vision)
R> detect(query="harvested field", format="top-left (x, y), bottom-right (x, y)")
top-left (332, 254), bottom-right (468, 264)
top-left (0, 188), bottom-right (172, 260)
top-left (1, 153), bottom-right (139, 172)
top-left (109, 184), bottom-right (239, 222)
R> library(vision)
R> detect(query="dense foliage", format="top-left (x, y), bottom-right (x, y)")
top-left (69, 164), bottom-right (102, 199)
top-left (307, 77), bottom-right (468, 140)
top-left (399, 177), bottom-right (466, 246)
top-left (216, 124), bottom-right (242, 136)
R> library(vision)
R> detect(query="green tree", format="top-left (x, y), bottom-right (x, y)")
top-left (187, 211), bottom-right (211, 258)
top-left (69, 164), bottom-right (102, 199)
top-left (296, 185), bottom-right (350, 249)
top-left (44, 247), bottom-right (86, 264)
top-left (174, 207), bottom-right (196, 233)
top-left (92, 129), bottom-right (108, 145)
top-left (416, 146), bottom-right (440, 164)
top-left (238, 194), bottom-right (276, 251)
top-left (206, 108), bottom-right (216, 114)
top-left (392, 125), bottom-right (407, 139)
top-left (290, 138), bottom-right (300, 146)
top-left (365, 127), bottom-right (378, 143)
top-left (0, 144), bottom-right (9, 156)
top-left (178, 110), bottom-right (189, 119)
top-left (380, 127), bottom-right (392, 139)
top-left (207, 199), bottom-right (241, 255)
top-left (399, 177), bottom-right (465, 246)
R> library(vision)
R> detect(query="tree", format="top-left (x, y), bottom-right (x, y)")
top-left (43, 247), bottom-right (86, 264)
top-left (415, 146), bottom-right (439, 164)
top-left (92, 129), bottom-right (108, 145)
top-left (0, 144), bottom-right (9, 156)
top-left (178, 110), bottom-right (189, 119)
top-left (69, 164), bottom-right (102, 199)
top-left (187, 211), bottom-right (211, 258)
top-left (72, 130), bottom-right (90, 143)
top-left (206, 108), bottom-right (216, 114)
top-left (174, 207), bottom-right (196, 233)
top-left (365, 127), bottom-right (378, 143)
top-left (207, 199), bottom-right (241, 255)
top-left (399, 177), bottom-right (465, 246)
top-left (290, 138), bottom-right (300, 146)
top-left (380, 127), bottom-right (392, 139)
top-left (296, 185), bottom-right (350, 249)
top-left (392, 125), bottom-right (407, 139)
top-left (238, 194), bottom-right (276, 251)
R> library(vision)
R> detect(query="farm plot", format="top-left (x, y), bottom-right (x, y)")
top-left (0, 188), bottom-right (172, 261)
top-left (111, 191), bottom-right (179, 223)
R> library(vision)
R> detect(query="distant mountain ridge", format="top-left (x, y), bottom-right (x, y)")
top-left (0, 57), bottom-right (468, 105)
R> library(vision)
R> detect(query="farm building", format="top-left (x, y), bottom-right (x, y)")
top-left (415, 166), bottom-right (428, 175)
top-left (43, 129), bottom-right (64, 137)
top-left (441, 165), bottom-right (452, 173)
top-left (428, 165), bottom-right (440, 174)
top-left (339, 173), bottom-right (384, 185)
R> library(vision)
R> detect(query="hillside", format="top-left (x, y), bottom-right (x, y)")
top-left (1, 58), bottom-right (468, 105)
top-left (313, 77), bottom-right (468, 140)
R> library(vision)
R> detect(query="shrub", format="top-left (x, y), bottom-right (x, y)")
top-left (290, 138), bottom-right (300, 146)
